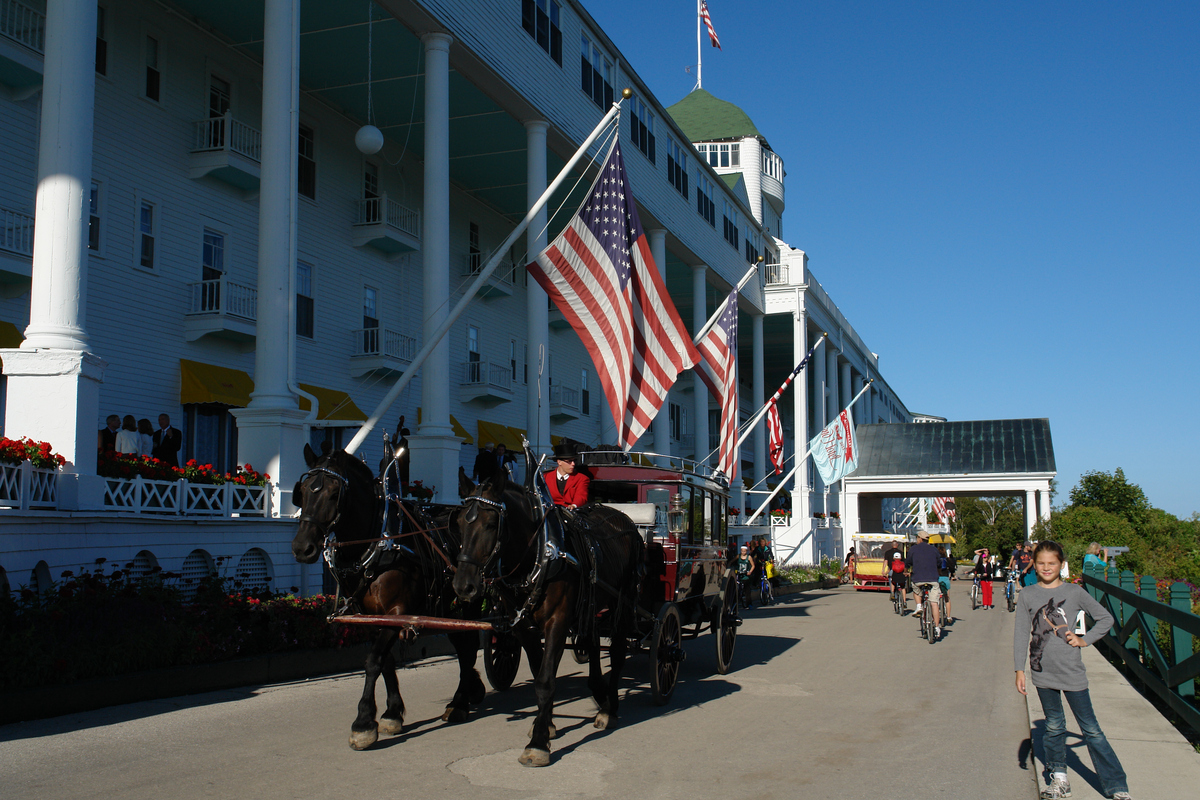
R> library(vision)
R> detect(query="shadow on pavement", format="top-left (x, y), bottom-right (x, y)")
top-left (1030, 717), bottom-right (1107, 795)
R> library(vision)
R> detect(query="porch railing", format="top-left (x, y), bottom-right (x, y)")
top-left (187, 277), bottom-right (258, 320)
top-left (1082, 564), bottom-right (1199, 732)
top-left (0, 207), bottom-right (35, 257)
top-left (103, 476), bottom-right (270, 517)
top-left (190, 113), bottom-right (263, 162)
top-left (462, 358), bottom-right (512, 391)
top-left (548, 384), bottom-right (579, 411)
top-left (0, 462), bottom-right (58, 510)
top-left (763, 263), bottom-right (788, 285)
top-left (0, 0), bottom-right (45, 53)
top-left (352, 327), bottom-right (417, 360)
top-left (356, 193), bottom-right (419, 239)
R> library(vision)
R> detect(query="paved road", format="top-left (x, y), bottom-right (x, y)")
top-left (1, 582), bottom-right (1037, 800)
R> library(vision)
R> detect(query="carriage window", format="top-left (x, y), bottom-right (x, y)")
top-left (713, 495), bottom-right (726, 546)
top-left (588, 480), bottom-right (638, 504)
top-left (702, 492), bottom-right (713, 545)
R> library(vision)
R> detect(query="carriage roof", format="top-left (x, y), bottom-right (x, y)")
top-left (578, 451), bottom-right (731, 497)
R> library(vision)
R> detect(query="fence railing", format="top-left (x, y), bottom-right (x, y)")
top-left (356, 193), bottom-right (419, 239)
top-left (187, 278), bottom-right (258, 320)
top-left (0, 207), bottom-right (35, 257)
top-left (0, 0), bottom-right (45, 53)
top-left (548, 384), bottom-right (579, 411)
top-left (0, 462), bottom-right (58, 510)
top-left (763, 263), bottom-right (789, 285)
top-left (1082, 564), bottom-right (1199, 731)
top-left (103, 476), bottom-right (270, 517)
top-left (190, 113), bottom-right (263, 162)
top-left (462, 358), bottom-right (512, 391)
top-left (352, 327), bottom-right (416, 360)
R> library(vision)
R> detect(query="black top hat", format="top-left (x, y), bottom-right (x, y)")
top-left (552, 442), bottom-right (579, 461)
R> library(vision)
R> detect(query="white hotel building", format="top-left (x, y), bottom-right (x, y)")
top-left (0, 0), bottom-right (912, 595)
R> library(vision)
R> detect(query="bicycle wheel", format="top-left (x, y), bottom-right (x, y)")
top-left (939, 594), bottom-right (947, 627)
top-left (892, 585), bottom-right (902, 615)
top-left (925, 601), bottom-right (936, 644)
top-left (1007, 584), bottom-right (1016, 612)
top-left (971, 583), bottom-right (979, 611)
top-left (760, 576), bottom-right (772, 607)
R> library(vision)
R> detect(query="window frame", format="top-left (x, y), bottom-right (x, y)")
top-left (143, 33), bottom-right (162, 103)
top-left (133, 194), bottom-right (159, 271)
top-left (629, 94), bottom-right (656, 163)
top-left (295, 260), bottom-right (315, 339)
top-left (95, 4), bottom-right (108, 76)
top-left (201, 226), bottom-right (226, 281)
top-left (695, 171), bottom-right (716, 227)
top-left (667, 138), bottom-right (688, 199)
top-left (298, 123), bottom-right (317, 201)
top-left (87, 180), bottom-right (103, 255)
top-left (522, 0), bottom-right (562, 66)
top-left (580, 33), bottom-right (614, 110)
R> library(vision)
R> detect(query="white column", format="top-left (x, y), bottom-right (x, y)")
top-left (233, 0), bottom-right (307, 515)
top-left (777, 308), bottom-right (811, 565)
top-left (1040, 486), bottom-right (1053, 525)
top-left (525, 119), bottom-right (551, 456)
top-left (827, 348), bottom-right (840, 419)
top-left (1025, 489), bottom-right (1037, 542)
top-left (840, 362), bottom-right (852, 414)
top-left (406, 31), bottom-right (460, 503)
top-left (752, 312), bottom-right (765, 495)
top-left (2, 0), bottom-right (107, 507)
top-left (692, 265), bottom-right (708, 464)
top-left (648, 228), bottom-right (671, 460)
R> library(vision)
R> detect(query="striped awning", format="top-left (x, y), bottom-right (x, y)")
top-left (297, 384), bottom-right (367, 421)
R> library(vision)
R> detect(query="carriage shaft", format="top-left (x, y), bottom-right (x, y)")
top-left (331, 614), bottom-right (495, 631)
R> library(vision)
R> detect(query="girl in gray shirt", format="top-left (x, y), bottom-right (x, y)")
top-left (1013, 540), bottom-right (1131, 800)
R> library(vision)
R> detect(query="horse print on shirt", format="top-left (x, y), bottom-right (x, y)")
top-left (1029, 598), bottom-right (1071, 672)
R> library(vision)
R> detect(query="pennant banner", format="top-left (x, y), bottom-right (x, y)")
top-left (809, 408), bottom-right (859, 485)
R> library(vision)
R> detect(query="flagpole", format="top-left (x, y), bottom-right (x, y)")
top-left (346, 95), bottom-right (628, 454)
top-left (745, 379), bottom-right (873, 525)
top-left (691, 259), bottom-right (759, 346)
top-left (696, 0), bottom-right (702, 89)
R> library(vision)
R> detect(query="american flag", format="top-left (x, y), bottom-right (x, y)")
top-left (529, 139), bottom-right (698, 451)
top-left (697, 289), bottom-right (738, 479)
top-left (700, 0), bottom-right (722, 50)
top-left (767, 400), bottom-right (784, 475)
top-left (933, 497), bottom-right (956, 524)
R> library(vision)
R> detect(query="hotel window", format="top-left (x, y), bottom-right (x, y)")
top-left (706, 144), bottom-right (718, 167)
top-left (667, 139), bottom-right (688, 199)
top-left (467, 325), bottom-right (481, 383)
top-left (206, 76), bottom-right (231, 147)
top-left (523, 343), bottom-right (528, 385)
top-left (730, 143), bottom-right (740, 167)
top-left (296, 261), bottom-right (314, 338)
top-left (669, 402), bottom-right (685, 441)
top-left (144, 36), bottom-right (160, 101)
top-left (363, 162), bottom-right (379, 199)
top-left (186, 405), bottom-right (238, 475)
top-left (521, 0), bottom-right (562, 65)
top-left (87, 182), bottom-right (101, 252)
top-left (362, 286), bottom-right (378, 353)
top-left (695, 172), bottom-right (715, 227)
top-left (138, 200), bottom-right (156, 268)
top-left (629, 94), bottom-right (655, 163)
top-left (95, 6), bottom-right (107, 75)
top-left (722, 200), bottom-right (738, 249)
top-left (201, 228), bottom-right (225, 281)
top-left (581, 368), bottom-right (590, 416)
top-left (708, 409), bottom-right (720, 453)
top-left (467, 221), bottom-right (481, 273)
top-left (580, 34), bottom-right (614, 110)
top-left (298, 124), bottom-right (316, 199)
top-left (510, 340), bottom-right (518, 385)
top-left (744, 230), bottom-right (761, 265)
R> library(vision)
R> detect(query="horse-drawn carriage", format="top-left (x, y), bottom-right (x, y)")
top-left (291, 432), bottom-right (739, 766)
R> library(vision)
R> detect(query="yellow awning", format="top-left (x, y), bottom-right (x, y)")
top-left (416, 408), bottom-right (473, 443)
top-left (179, 359), bottom-right (253, 407)
top-left (477, 419), bottom-right (522, 450)
top-left (506, 426), bottom-right (527, 449)
top-left (928, 533), bottom-right (957, 544)
top-left (0, 321), bottom-right (23, 349)
top-left (297, 383), bottom-right (367, 422)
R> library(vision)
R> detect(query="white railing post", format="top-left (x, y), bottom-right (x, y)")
top-left (18, 460), bottom-right (30, 511)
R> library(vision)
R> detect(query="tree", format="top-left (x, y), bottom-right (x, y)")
top-left (1068, 468), bottom-right (1150, 529)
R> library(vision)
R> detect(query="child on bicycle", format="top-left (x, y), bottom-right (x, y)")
top-left (1014, 540), bottom-right (1131, 800)
top-left (736, 545), bottom-right (755, 610)
top-left (936, 544), bottom-right (954, 623)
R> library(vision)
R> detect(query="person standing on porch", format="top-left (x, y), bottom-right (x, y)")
top-left (152, 414), bottom-right (182, 468)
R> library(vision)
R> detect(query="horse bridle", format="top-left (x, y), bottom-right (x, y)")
top-left (297, 466), bottom-right (350, 563)
top-left (456, 493), bottom-right (507, 575)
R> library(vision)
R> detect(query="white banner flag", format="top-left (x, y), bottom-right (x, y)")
top-left (809, 408), bottom-right (859, 484)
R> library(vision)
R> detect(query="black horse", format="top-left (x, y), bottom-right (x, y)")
top-left (453, 451), bottom-right (644, 767)
top-left (291, 442), bottom-right (486, 750)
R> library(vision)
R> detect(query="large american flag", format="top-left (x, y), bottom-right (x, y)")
top-left (697, 289), bottom-right (738, 479)
top-left (767, 400), bottom-right (784, 475)
top-left (700, 0), bottom-right (722, 50)
top-left (529, 139), bottom-right (698, 450)
top-left (933, 497), bottom-right (956, 524)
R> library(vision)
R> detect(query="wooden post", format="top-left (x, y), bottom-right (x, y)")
top-left (1119, 570), bottom-right (1137, 649)
top-left (1170, 581), bottom-right (1196, 699)
top-left (1138, 575), bottom-right (1157, 667)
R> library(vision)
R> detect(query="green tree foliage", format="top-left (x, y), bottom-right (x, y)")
top-left (1068, 468), bottom-right (1151, 529)
top-left (950, 496), bottom-right (1025, 560)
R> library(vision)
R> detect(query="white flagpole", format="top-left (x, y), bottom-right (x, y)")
top-left (691, 260), bottom-right (759, 346)
top-left (696, 0), bottom-right (702, 89)
top-left (744, 379), bottom-right (872, 525)
top-left (346, 96), bottom-right (627, 454)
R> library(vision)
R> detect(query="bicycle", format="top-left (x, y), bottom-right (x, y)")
top-left (970, 575), bottom-right (982, 610)
top-left (891, 579), bottom-right (906, 615)
top-left (938, 588), bottom-right (948, 628)
top-left (915, 583), bottom-right (938, 644)
top-left (1005, 572), bottom-right (1017, 612)
top-left (737, 577), bottom-right (753, 610)
top-left (759, 567), bottom-right (773, 607)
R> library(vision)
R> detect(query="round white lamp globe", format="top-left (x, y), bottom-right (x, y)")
top-left (355, 124), bottom-right (384, 155)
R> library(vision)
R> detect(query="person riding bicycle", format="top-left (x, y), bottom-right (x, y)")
top-left (906, 530), bottom-right (943, 639)
top-left (736, 545), bottom-right (756, 609)
top-left (882, 539), bottom-right (907, 609)
top-left (936, 544), bottom-right (954, 624)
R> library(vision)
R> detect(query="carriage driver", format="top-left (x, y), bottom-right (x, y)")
top-left (544, 442), bottom-right (590, 510)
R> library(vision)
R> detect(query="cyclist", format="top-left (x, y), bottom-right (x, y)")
top-left (906, 530), bottom-right (943, 639)
top-left (735, 545), bottom-right (755, 609)
top-left (936, 544), bottom-right (954, 624)
top-left (1010, 542), bottom-right (1035, 589)
top-left (882, 539), bottom-right (907, 611)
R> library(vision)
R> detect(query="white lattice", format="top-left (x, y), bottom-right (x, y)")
top-left (234, 548), bottom-right (271, 592)
top-left (229, 484), bottom-right (268, 516)
top-left (179, 549), bottom-right (215, 601)
top-left (138, 478), bottom-right (180, 513)
top-left (128, 550), bottom-right (158, 582)
top-left (27, 468), bottom-right (57, 507)
top-left (104, 478), bottom-right (137, 507)
top-left (184, 483), bottom-right (224, 515)
top-left (0, 463), bottom-right (20, 506)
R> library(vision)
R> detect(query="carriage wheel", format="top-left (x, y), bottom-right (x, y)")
top-left (571, 635), bottom-right (590, 665)
top-left (482, 630), bottom-right (521, 692)
top-left (649, 603), bottom-right (683, 705)
top-left (713, 573), bottom-right (738, 675)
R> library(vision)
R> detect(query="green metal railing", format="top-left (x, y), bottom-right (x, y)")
top-left (1082, 563), bottom-right (1199, 731)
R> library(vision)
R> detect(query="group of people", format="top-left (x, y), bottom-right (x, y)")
top-left (98, 413), bottom-right (181, 467)
top-left (735, 537), bottom-right (774, 608)
top-left (471, 441), bottom-right (518, 485)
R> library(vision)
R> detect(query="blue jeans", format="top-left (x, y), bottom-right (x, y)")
top-left (1037, 687), bottom-right (1128, 796)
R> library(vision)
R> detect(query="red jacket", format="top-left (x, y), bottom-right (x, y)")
top-left (545, 470), bottom-right (589, 507)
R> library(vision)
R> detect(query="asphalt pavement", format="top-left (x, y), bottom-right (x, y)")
top-left (1, 582), bottom-right (1042, 800)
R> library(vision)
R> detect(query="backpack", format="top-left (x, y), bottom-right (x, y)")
top-left (891, 557), bottom-right (905, 573)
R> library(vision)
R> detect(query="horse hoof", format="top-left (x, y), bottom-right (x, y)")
top-left (378, 716), bottom-right (404, 736)
top-left (349, 726), bottom-right (378, 750)
top-left (594, 712), bottom-right (614, 730)
top-left (441, 706), bottom-right (469, 724)
top-left (527, 723), bottom-right (557, 740)
top-left (518, 748), bottom-right (551, 767)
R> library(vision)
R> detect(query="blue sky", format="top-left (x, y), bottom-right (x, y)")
top-left (585, 1), bottom-right (1200, 517)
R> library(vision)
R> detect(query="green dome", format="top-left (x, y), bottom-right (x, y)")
top-left (666, 87), bottom-right (762, 143)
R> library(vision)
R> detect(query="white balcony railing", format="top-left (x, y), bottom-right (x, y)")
top-left (0, 0), bottom-right (45, 54)
top-left (0, 462), bottom-right (58, 510)
top-left (103, 476), bottom-right (270, 517)
top-left (463, 252), bottom-right (515, 284)
top-left (353, 327), bottom-right (416, 360)
top-left (356, 193), bottom-right (419, 238)
top-left (187, 278), bottom-right (258, 320)
top-left (191, 113), bottom-right (262, 162)
top-left (462, 358), bottom-right (512, 391)
top-left (0, 207), bottom-right (34, 257)
top-left (764, 263), bottom-right (788, 285)
top-left (549, 384), bottom-right (579, 411)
